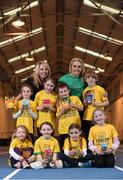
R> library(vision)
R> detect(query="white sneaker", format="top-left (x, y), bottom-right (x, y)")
top-left (30, 161), bottom-right (43, 169)
top-left (83, 161), bottom-right (92, 167)
top-left (55, 160), bottom-right (63, 169)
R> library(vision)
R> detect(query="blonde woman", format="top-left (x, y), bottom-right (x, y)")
top-left (16, 60), bottom-right (51, 100)
top-left (58, 58), bottom-right (86, 99)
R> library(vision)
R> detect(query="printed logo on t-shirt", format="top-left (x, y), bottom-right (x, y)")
top-left (95, 131), bottom-right (109, 147)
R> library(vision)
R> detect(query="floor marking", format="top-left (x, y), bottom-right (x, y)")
top-left (115, 165), bottom-right (123, 172)
top-left (3, 169), bottom-right (21, 180)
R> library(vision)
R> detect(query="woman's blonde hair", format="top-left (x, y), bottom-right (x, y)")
top-left (33, 60), bottom-right (51, 88)
top-left (69, 58), bottom-right (85, 78)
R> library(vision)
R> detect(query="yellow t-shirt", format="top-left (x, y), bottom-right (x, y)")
top-left (15, 100), bottom-right (37, 134)
top-left (83, 85), bottom-right (108, 121)
top-left (35, 90), bottom-right (57, 128)
top-left (34, 136), bottom-right (60, 158)
top-left (64, 137), bottom-right (87, 159)
top-left (56, 96), bottom-right (83, 134)
top-left (89, 124), bottom-right (118, 151)
top-left (9, 138), bottom-right (33, 158)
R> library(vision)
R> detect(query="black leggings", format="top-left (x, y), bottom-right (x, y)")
top-left (58, 152), bottom-right (94, 167)
top-left (82, 120), bottom-right (93, 143)
top-left (94, 153), bottom-right (115, 168)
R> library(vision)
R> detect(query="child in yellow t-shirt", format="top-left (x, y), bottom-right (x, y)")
top-left (35, 78), bottom-right (57, 137)
top-left (9, 125), bottom-right (34, 168)
top-left (88, 108), bottom-right (120, 167)
top-left (58, 124), bottom-right (93, 167)
top-left (56, 83), bottom-right (83, 150)
top-left (30, 122), bottom-right (63, 169)
top-left (12, 84), bottom-right (37, 140)
top-left (83, 69), bottom-right (109, 140)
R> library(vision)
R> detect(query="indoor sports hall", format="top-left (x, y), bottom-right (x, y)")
top-left (0, 0), bottom-right (123, 179)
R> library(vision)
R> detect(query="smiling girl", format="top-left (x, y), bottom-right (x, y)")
top-left (34, 78), bottom-right (57, 137)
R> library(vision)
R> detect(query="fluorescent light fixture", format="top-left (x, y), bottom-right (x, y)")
top-left (104, 50), bottom-right (112, 61)
top-left (25, 52), bottom-right (34, 61)
top-left (0, 1), bottom-right (38, 18)
top-left (79, 27), bottom-right (123, 46)
top-left (12, 19), bottom-right (25, 27)
top-left (75, 45), bottom-right (112, 61)
top-left (21, 77), bottom-right (28, 82)
top-left (84, 63), bottom-right (105, 73)
top-left (0, 27), bottom-right (42, 48)
top-left (8, 46), bottom-right (45, 63)
top-left (83, 0), bottom-right (123, 15)
top-left (15, 64), bottom-right (35, 74)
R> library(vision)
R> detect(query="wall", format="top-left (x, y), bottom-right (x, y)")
top-left (106, 71), bottom-right (123, 141)
top-left (0, 82), bottom-right (16, 139)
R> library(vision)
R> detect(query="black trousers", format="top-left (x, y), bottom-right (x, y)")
top-left (58, 152), bottom-right (94, 167)
top-left (94, 153), bottom-right (115, 168)
top-left (82, 120), bottom-right (93, 143)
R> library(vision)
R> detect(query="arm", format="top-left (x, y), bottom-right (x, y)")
top-left (28, 109), bottom-right (37, 119)
top-left (56, 107), bottom-right (65, 119)
top-left (111, 136), bottom-right (120, 151)
top-left (9, 148), bottom-right (20, 160)
top-left (70, 103), bottom-right (83, 111)
top-left (12, 110), bottom-right (22, 119)
top-left (70, 96), bottom-right (83, 111)
top-left (89, 140), bottom-right (104, 155)
top-left (37, 154), bottom-right (43, 162)
top-left (88, 140), bottom-right (96, 152)
top-left (64, 150), bottom-right (69, 156)
top-left (9, 148), bottom-right (24, 161)
top-left (92, 90), bottom-right (109, 108)
top-left (105, 136), bottom-right (120, 154)
top-left (64, 149), bottom-right (76, 156)
top-left (52, 152), bottom-right (57, 161)
top-left (82, 148), bottom-right (87, 157)
top-left (92, 100), bottom-right (109, 108)
top-left (15, 93), bottom-right (22, 101)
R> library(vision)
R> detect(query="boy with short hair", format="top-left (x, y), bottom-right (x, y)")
top-left (82, 69), bottom-right (109, 140)
top-left (56, 83), bottom-right (83, 150)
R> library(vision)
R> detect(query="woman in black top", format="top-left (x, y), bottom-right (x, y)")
top-left (16, 60), bottom-right (51, 100)
top-left (15, 60), bottom-right (51, 139)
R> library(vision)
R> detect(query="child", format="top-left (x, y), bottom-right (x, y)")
top-left (9, 125), bottom-right (34, 168)
top-left (56, 83), bottom-right (83, 150)
top-left (58, 124), bottom-right (93, 167)
top-left (30, 122), bottom-right (63, 169)
top-left (83, 69), bottom-right (109, 140)
top-left (34, 78), bottom-right (57, 137)
top-left (88, 108), bottom-right (120, 167)
top-left (12, 83), bottom-right (37, 139)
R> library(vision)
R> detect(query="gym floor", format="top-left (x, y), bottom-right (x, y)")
top-left (0, 145), bottom-right (123, 180)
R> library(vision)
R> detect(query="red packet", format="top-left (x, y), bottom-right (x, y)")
top-left (42, 99), bottom-right (50, 105)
